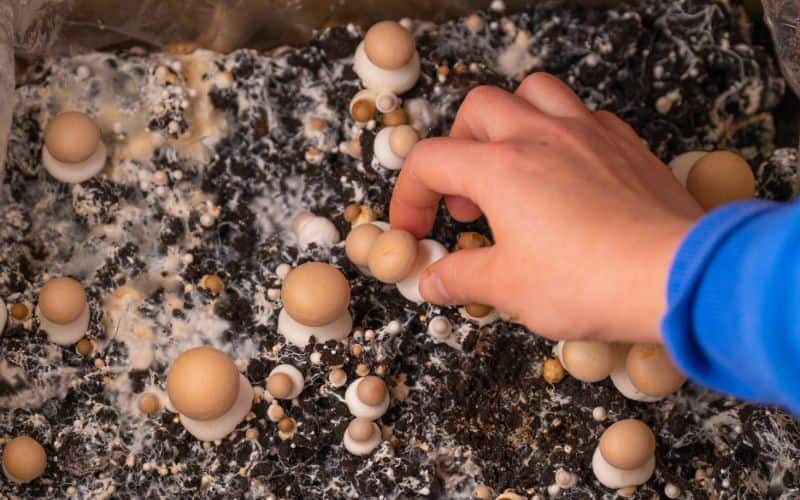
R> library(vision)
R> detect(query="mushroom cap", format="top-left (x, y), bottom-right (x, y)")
top-left (626, 344), bottom-right (686, 397)
top-left (137, 393), bottom-right (161, 415)
top-left (383, 108), bottom-right (409, 126)
top-left (291, 212), bottom-right (313, 234)
top-left (347, 417), bottom-right (376, 442)
top-left (267, 372), bottom-right (294, 399)
top-left (39, 277), bottom-right (87, 325)
top-left (465, 303), bottom-right (493, 318)
top-left (389, 125), bottom-right (419, 158)
top-left (686, 151), bottom-right (755, 210)
top-left (44, 111), bottom-right (101, 163)
top-left (599, 419), bottom-right (656, 470)
top-left (277, 417), bottom-right (295, 433)
top-left (367, 230), bottom-right (418, 283)
top-left (351, 98), bottom-right (376, 123)
top-left (282, 262), bottom-right (351, 326)
top-left (345, 223), bottom-right (383, 267)
top-left (166, 346), bottom-right (240, 420)
top-left (357, 376), bottom-right (388, 406)
top-left (562, 340), bottom-right (615, 383)
top-left (364, 21), bottom-right (416, 70)
top-left (3, 436), bottom-right (46, 482)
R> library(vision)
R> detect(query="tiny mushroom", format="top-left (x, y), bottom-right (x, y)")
top-left (556, 340), bottom-right (615, 383)
top-left (343, 417), bottom-right (382, 455)
top-left (166, 346), bottom-right (254, 441)
top-left (42, 111), bottom-right (107, 183)
top-left (277, 262), bottom-right (353, 347)
top-left (292, 212), bottom-right (340, 248)
top-left (353, 21), bottom-right (421, 94)
top-left (37, 277), bottom-right (90, 345)
top-left (367, 229), bottom-right (419, 283)
top-left (266, 364), bottom-right (304, 400)
top-left (592, 419), bottom-right (656, 490)
top-left (427, 316), bottom-right (452, 339)
top-left (2, 436), bottom-right (47, 483)
top-left (350, 90), bottom-right (377, 123)
top-left (374, 125), bottom-right (419, 170)
top-left (345, 375), bottom-right (390, 419)
top-left (138, 392), bottom-right (161, 415)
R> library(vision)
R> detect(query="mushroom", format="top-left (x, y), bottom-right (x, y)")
top-left (350, 89), bottom-right (377, 123)
top-left (277, 262), bottom-right (353, 347)
top-left (610, 344), bottom-right (685, 401)
top-left (427, 316), bottom-right (452, 339)
top-left (292, 212), bottom-right (340, 248)
top-left (36, 277), bottom-right (90, 345)
top-left (555, 340), bottom-right (615, 383)
top-left (42, 111), bottom-right (107, 183)
top-left (396, 239), bottom-right (449, 303)
top-left (138, 392), bottom-right (161, 415)
top-left (345, 223), bottom-right (383, 273)
top-left (374, 125), bottom-right (419, 170)
top-left (669, 150), bottom-right (755, 210)
top-left (2, 436), bottom-right (47, 483)
top-left (353, 21), bottom-right (421, 95)
top-left (166, 346), bottom-right (254, 441)
top-left (592, 419), bottom-right (656, 490)
top-left (266, 364), bottom-right (304, 400)
top-left (342, 417), bottom-right (382, 456)
top-left (382, 108), bottom-right (409, 126)
top-left (367, 229), bottom-right (418, 283)
top-left (345, 375), bottom-right (390, 419)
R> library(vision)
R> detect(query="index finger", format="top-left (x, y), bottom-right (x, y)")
top-left (389, 137), bottom-right (501, 238)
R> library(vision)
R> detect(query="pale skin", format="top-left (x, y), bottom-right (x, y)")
top-left (390, 73), bottom-right (704, 344)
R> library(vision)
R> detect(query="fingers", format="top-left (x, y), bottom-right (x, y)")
top-left (419, 246), bottom-right (496, 305)
top-left (450, 85), bottom-right (541, 142)
top-left (445, 195), bottom-right (482, 222)
top-left (389, 137), bottom-right (499, 238)
top-left (514, 72), bottom-right (591, 119)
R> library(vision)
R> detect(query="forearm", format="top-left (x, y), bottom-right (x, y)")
top-left (663, 199), bottom-right (800, 413)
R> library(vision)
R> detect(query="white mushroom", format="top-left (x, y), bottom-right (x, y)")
top-left (396, 239), bottom-right (448, 303)
top-left (353, 21), bottom-right (421, 94)
top-left (345, 376), bottom-right (390, 419)
top-left (36, 277), bottom-right (90, 345)
top-left (592, 419), bottom-right (656, 490)
top-left (374, 125), bottom-right (419, 170)
top-left (266, 364), bottom-right (304, 400)
top-left (342, 417), bottom-right (382, 455)
top-left (291, 212), bottom-right (340, 248)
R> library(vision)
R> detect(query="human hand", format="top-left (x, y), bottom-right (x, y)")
top-left (389, 73), bottom-right (703, 344)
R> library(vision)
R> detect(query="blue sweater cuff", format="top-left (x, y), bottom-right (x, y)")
top-left (662, 200), bottom-right (780, 401)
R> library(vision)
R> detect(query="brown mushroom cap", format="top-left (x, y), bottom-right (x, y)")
top-left (562, 340), bottom-right (615, 383)
top-left (277, 417), bottom-right (295, 433)
top-left (686, 151), bottom-right (755, 211)
top-left (282, 262), bottom-right (351, 326)
top-left (351, 99), bottom-right (376, 123)
top-left (367, 230), bottom-right (418, 284)
top-left (347, 418), bottom-right (375, 442)
top-left (39, 277), bottom-right (87, 325)
top-left (345, 224), bottom-right (383, 268)
top-left (166, 346), bottom-right (240, 420)
top-left (465, 303), bottom-right (493, 318)
top-left (389, 125), bottom-right (419, 158)
top-left (44, 111), bottom-right (101, 163)
top-left (599, 419), bottom-right (656, 470)
top-left (267, 372), bottom-right (294, 399)
top-left (137, 393), bottom-right (161, 415)
top-left (2, 436), bottom-right (46, 482)
top-left (626, 344), bottom-right (686, 397)
top-left (383, 108), bottom-right (409, 126)
top-left (357, 376), bottom-right (388, 406)
top-left (363, 21), bottom-right (416, 70)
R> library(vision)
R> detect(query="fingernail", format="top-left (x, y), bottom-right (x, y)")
top-left (419, 268), bottom-right (452, 304)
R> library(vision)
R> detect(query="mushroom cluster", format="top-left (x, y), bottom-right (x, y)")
top-left (669, 150), bottom-right (755, 210)
top-left (166, 346), bottom-right (254, 441)
top-left (556, 340), bottom-right (685, 402)
top-left (592, 419), bottom-right (656, 491)
top-left (42, 111), bottom-right (107, 183)
top-left (36, 277), bottom-right (90, 345)
top-left (345, 226), bottom-right (448, 303)
top-left (341, 375), bottom-right (390, 455)
top-left (2, 436), bottom-right (47, 483)
top-left (277, 262), bottom-right (353, 347)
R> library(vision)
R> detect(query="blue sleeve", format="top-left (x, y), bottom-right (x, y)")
top-left (662, 199), bottom-right (800, 415)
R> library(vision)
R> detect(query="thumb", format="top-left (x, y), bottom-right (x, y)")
top-left (419, 247), bottom-right (496, 306)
